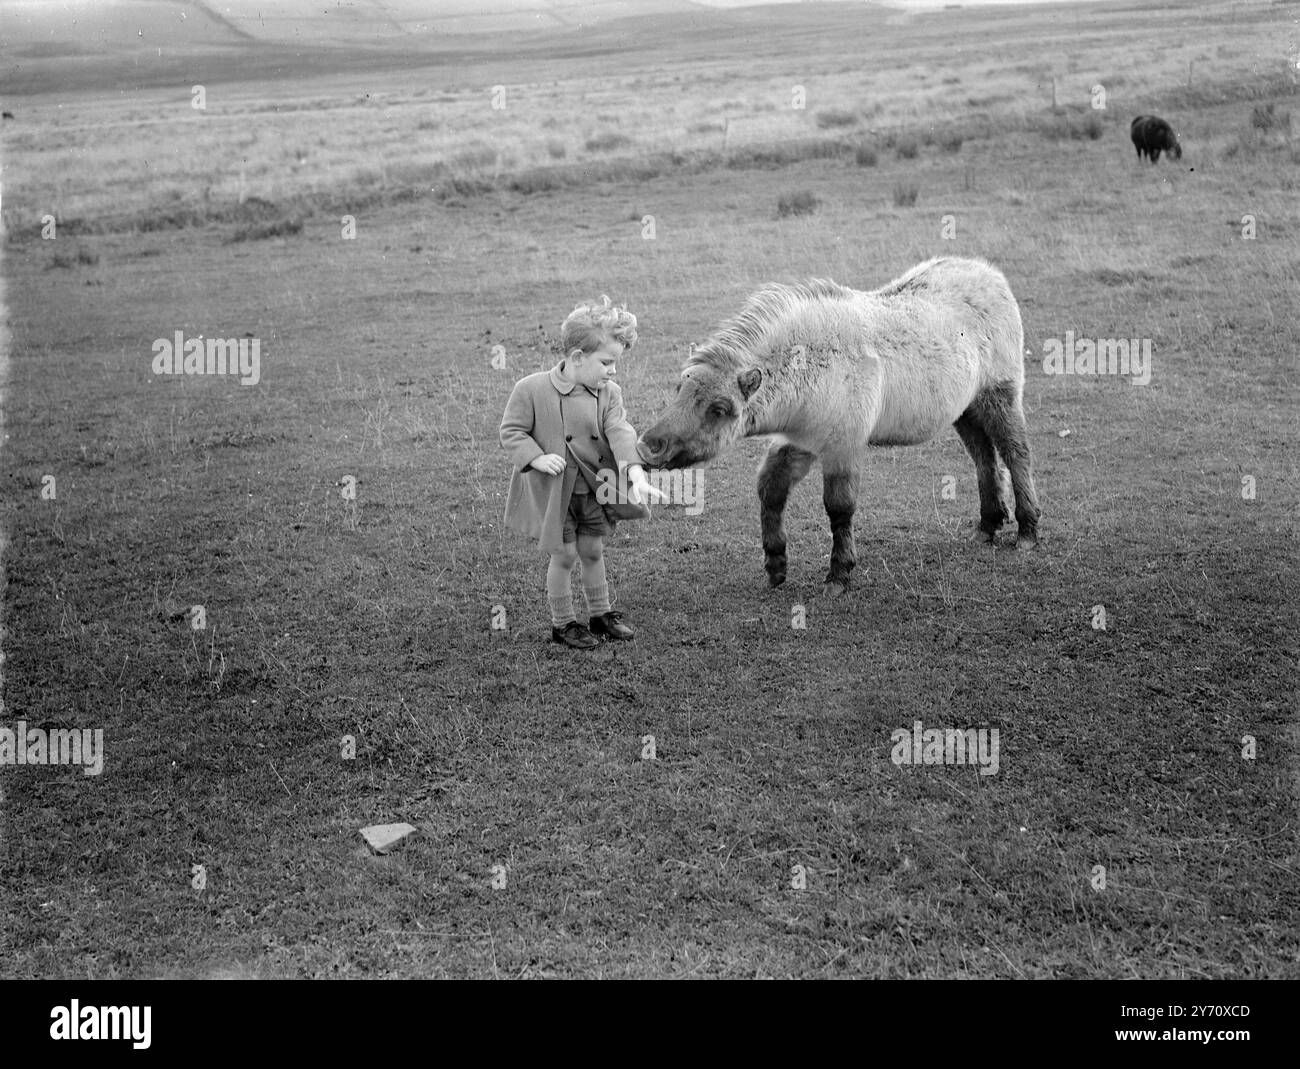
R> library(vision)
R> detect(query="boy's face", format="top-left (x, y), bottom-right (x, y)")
top-left (568, 340), bottom-right (623, 391)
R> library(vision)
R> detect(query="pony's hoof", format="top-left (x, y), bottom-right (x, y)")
top-left (972, 527), bottom-right (998, 544)
top-left (766, 569), bottom-right (787, 588)
top-left (1014, 531), bottom-right (1041, 550)
top-left (823, 579), bottom-right (849, 597)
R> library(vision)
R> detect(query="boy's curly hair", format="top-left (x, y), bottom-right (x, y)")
top-left (561, 295), bottom-right (637, 357)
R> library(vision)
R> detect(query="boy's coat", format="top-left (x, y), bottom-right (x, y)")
top-left (501, 364), bottom-right (649, 552)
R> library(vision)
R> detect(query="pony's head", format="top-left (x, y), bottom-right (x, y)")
top-left (639, 280), bottom-right (844, 468)
top-left (637, 356), bottom-right (761, 469)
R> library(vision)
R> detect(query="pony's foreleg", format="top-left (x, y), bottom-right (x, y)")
top-left (954, 411), bottom-right (1010, 541)
top-left (822, 462), bottom-right (860, 596)
top-left (972, 383), bottom-right (1041, 547)
top-left (756, 443), bottom-right (816, 586)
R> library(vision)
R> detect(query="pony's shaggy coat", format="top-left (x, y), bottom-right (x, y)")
top-left (637, 256), bottom-right (1041, 593)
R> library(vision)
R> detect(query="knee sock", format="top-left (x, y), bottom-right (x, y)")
top-left (581, 557), bottom-right (611, 617)
top-left (547, 555), bottom-right (576, 627)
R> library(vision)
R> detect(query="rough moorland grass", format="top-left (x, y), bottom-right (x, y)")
top-left (777, 190), bottom-right (819, 218)
top-left (815, 108), bottom-right (859, 130)
top-left (1039, 109), bottom-right (1107, 142)
top-left (46, 246), bottom-right (99, 268)
top-left (6, 72), bottom-right (1290, 244)
top-left (891, 182), bottom-right (919, 207)
top-left (4, 0), bottom-right (1292, 237)
top-left (225, 217), bottom-right (303, 243)
top-left (5, 1), bottom-right (1289, 234)
top-left (585, 131), bottom-right (634, 152)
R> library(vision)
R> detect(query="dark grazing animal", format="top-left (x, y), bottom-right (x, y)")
top-left (1130, 115), bottom-right (1181, 162)
top-left (637, 257), bottom-right (1042, 596)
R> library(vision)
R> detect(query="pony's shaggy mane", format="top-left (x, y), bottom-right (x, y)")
top-left (686, 279), bottom-right (853, 371)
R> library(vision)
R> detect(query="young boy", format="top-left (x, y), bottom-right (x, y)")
top-left (500, 296), bottom-right (664, 649)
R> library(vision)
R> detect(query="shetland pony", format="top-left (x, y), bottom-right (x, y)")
top-left (637, 256), bottom-right (1041, 594)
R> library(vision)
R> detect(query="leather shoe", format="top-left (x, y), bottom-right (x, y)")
top-left (552, 621), bottom-right (600, 650)
top-left (588, 611), bottom-right (634, 641)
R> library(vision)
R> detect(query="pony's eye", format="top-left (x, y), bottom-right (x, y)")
top-left (708, 404), bottom-right (731, 419)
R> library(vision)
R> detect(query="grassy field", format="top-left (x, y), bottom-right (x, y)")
top-left (3, 0), bottom-right (1293, 226)
top-left (1, 0), bottom-right (1298, 978)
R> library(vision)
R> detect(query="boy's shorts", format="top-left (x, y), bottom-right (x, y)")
top-left (563, 488), bottom-right (613, 543)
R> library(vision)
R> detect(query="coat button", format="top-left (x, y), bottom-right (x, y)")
top-left (590, 434), bottom-right (599, 440)
top-left (565, 434), bottom-right (573, 441)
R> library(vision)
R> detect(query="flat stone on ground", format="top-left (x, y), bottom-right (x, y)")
top-left (360, 822), bottom-right (418, 854)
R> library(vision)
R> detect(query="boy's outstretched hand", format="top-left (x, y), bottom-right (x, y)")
top-left (529, 454), bottom-right (566, 476)
top-left (627, 466), bottom-right (668, 506)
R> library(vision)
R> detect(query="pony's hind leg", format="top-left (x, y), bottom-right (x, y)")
top-left (971, 383), bottom-right (1041, 547)
top-left (954, 411), bottom-right (1010, 542)
top-left (822, 461), bottom-right (860, 596)
top-left (757, 443), bottom-right (816, 586)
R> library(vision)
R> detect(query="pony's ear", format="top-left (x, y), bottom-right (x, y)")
top-left (737, 368), bottom-right (762, 400)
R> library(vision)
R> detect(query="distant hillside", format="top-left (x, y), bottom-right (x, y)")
top-left (0, 0), bottom-right (1143, 96)
top-left (0, 0), bottom-right (903, 95)
top-left (1, 0), bottom-right (804, 52)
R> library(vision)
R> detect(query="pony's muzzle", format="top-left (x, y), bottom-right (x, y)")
top-left (638, 436), bottom-right (693, 470)
top-left (637, 434), bottom-right (667, 468)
